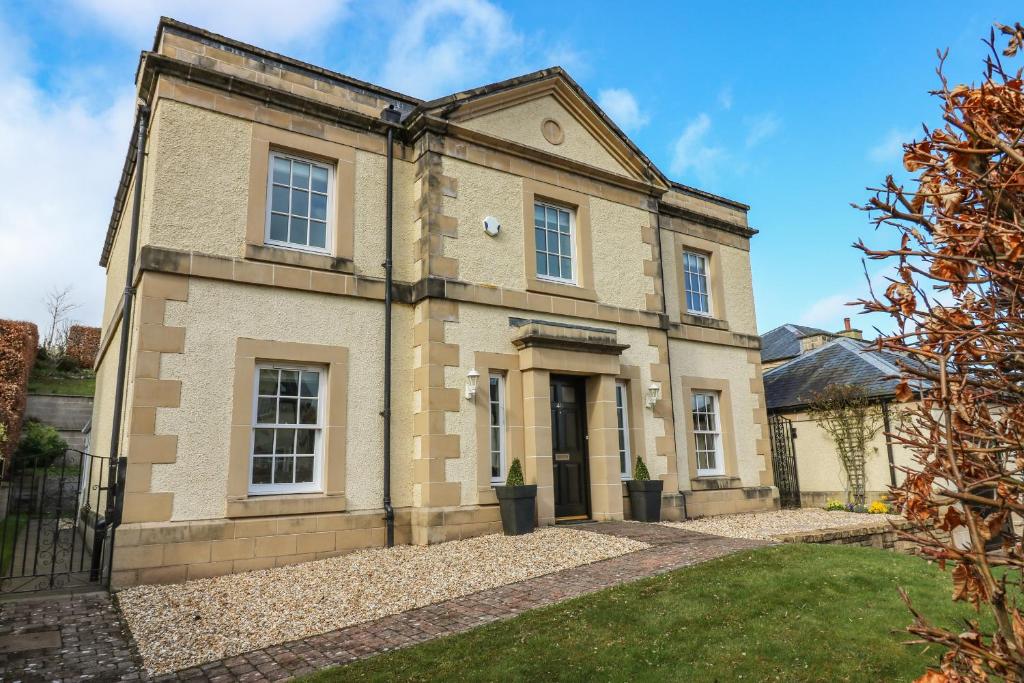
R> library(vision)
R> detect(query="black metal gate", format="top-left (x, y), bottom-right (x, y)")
top-left (769, 413), bottom-right (801, 508)
top-left (1, 449), bottom-right (114, 594)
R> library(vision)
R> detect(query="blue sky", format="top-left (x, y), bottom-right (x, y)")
top-left (0, 1), bottom-right (1017, 337)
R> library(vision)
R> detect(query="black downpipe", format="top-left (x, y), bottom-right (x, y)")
top-left (102, 102), bottom-right (150, 585)
top-left (654, 208), bottom-right (687, 518)
top-left (881, 400), bottom-right (897, 489)
top-left (381, 106), bottom-right (401, 547)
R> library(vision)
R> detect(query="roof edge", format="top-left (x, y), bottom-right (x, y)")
top-left (154, 17), bottom-right (422, 106)
top-left (668, 180), bottom-right (749, 212)
top-left (418, 66), bottom-right (670, 189)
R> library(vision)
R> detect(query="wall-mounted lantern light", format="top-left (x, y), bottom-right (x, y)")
top-left (645, 382), bottom-right (661, 409)
top-left (465, 368), bottom-right (480, 401)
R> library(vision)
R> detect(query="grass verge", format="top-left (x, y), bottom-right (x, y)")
top-left (303, 543), bottom-right (984, 683)
top-left (27, 356), bottom-right (95, 396)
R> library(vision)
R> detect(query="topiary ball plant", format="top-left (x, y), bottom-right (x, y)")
top-left (506, 458), bottom-right (525, 487)
top-left (633, 456), bottom-right (651, 481)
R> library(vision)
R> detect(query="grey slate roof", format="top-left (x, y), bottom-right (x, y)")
top-left (763, 337), bottom-right (907, 411)
top-left (760, 324), bottom-right (832, 364)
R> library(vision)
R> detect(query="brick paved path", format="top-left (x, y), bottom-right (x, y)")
top-left (1, 522), bottom-right (767, 682)
top-left (0, 590), bottom-right (140, 682)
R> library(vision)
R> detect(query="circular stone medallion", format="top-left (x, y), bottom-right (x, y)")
top-left (541, 118), bottom-right (564, 145)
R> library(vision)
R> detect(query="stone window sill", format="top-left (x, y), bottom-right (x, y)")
top-left (245, 243), bottom-right (354, 274)
top-left (681, 313), bottom-right (729, 330)
top-left (526, 277), bottom-right (597, 302)
top-left (690, 475), bottom-right (742, 491)
top-left (226, 492), bottom-right (346, 518)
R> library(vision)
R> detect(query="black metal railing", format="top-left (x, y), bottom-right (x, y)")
top-left (769, 413), bottom-right (802, 509)
top-left (0, 449), bottom-right (113, 594)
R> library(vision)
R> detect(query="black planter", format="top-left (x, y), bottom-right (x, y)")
top-left (627, 479), bottom-right (664, 522)
top-left (494, 484), bottom-right (537, 535)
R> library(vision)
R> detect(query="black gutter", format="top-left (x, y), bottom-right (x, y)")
top-left (380, 105), bottom-right (401, 547)
top-left (881, 400), bottom-right (897, 489)
top-left (102, 102), bottom-right (150, 586)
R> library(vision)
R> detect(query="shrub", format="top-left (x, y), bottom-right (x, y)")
top-left (867, 500), bottom-right (890, 515)
top-left (505, 458), bottom-right (525, 487)
top-left (825, 499), bottom-right (846, 511)
top-left (14, 420), bottom-right (67, 470)
top-left (0, 320), bottom-right (39, 465)
top-left (633, 456), bottom-right (651, 481)
top-left (64, 325), bottom-right (100, 370)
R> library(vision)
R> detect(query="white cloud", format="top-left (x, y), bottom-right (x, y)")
top-left (797, 293), bottom-right (854, 329)
top-left (669, 113), bottom-right (724, 181)
top-left (744, 112), bottom-right (780, 148)
top-left (717, 85), bottom-right (733, 110)
top-left (868, 128), bottom-right (914, 163)
top-left (596, 88), bottom-right (649, 133)
top-left (0, 18), bottom-right (135, 330)
top-left (69, 0), bottom-right (351, 47)
top-left (379, 0), bottom-right (521, 98)
top-left (797, 266), bottom-right (896, 330)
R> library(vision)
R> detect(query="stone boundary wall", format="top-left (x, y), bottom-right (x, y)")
top-left (775, 519), bottom-right (920, 554)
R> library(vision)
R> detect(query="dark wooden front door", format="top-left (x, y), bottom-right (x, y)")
top-left (551, 375), bottom-right (589, 519)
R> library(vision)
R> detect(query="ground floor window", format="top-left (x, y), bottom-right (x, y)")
top-left (489, 373), bottom-right (507, 482)
top-left (692, 391), bottom-right (724, 476)
top-left (616, 381), bottom-right (632, 479)
top-left (250, 365), bottom-right (323, 494)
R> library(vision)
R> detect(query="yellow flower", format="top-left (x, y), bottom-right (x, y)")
top-left (868, 501), bottom-right (889, 514)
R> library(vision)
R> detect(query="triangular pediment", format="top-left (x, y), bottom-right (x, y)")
top-left (422, 70), bottom-right (667, 188)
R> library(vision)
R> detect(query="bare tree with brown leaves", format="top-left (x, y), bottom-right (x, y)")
top-left (855, 22), bottom-right (1024, 682)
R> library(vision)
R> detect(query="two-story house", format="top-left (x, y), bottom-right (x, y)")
top-left (92, 18), bottom-right (776, 586)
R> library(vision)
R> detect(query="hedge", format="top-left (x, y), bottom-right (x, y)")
top-left (0, 320), bottom-right (39, 468)
top-left (65, 324), bottom-right (100, 369)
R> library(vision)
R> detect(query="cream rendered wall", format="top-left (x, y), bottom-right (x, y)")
top-left (660, 230), bottom-right (758, 336)
top-left (146, 100), bottom-right (413, 282)
top-left (146, 100), bottom-right (251, 260)
top-left (442, 158), bottom-right (524, 291)
top-left (445, 302), bottom-right (665, 504)
top-left (460, 95), bottom-right (630, 177)
top-left (353, 150), bottom-right (417, 282)
top-left (152, 278), bottom-right (414, 521)
top-left (781, 406), bottom-right (916, 499)
top-left (441, 158), bottom-right (652, 311)
top-left (589, 197), bottom-right (655, 309)
top-left (669, 339), bottom-right (764, 488)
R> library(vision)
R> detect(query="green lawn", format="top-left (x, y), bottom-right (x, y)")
top-left (303, 544), bottom-right (984, 683)
top-left (27, 356), bottom-right (95, 396)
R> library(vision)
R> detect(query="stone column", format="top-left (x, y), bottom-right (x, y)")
top-left (586, 374), bottom-right (624, 521)
top-left (521, 368), bottom-right (554, 526)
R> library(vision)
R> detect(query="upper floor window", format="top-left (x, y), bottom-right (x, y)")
top-left (534, 201), bottom-right (576, 284)
top-left (692, 391), bottom-right (724, 476)
top-left (266, 152), bottom-right (332, 253)
top-left (615, 381), bottom-right (632, 480)
top-left (251, 365), bottom-right (323, 494)
top-left (683, 251), bottom-right (711, 316)
top-left (489, 373), bottom-right (507, 483)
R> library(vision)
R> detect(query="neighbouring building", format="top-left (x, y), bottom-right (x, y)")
top-left (92, 18), bottom-right (777, 587)
top-left (761, 319), bottom-right (916, 508)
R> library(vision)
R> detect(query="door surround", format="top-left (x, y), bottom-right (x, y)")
top-left (511, 320), bottom-right (628, 525)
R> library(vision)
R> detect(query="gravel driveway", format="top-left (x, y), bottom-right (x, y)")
top-left (664, 509), bottom-right (903, 541)
top-left (118, 527), bottom-right (647, 674)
